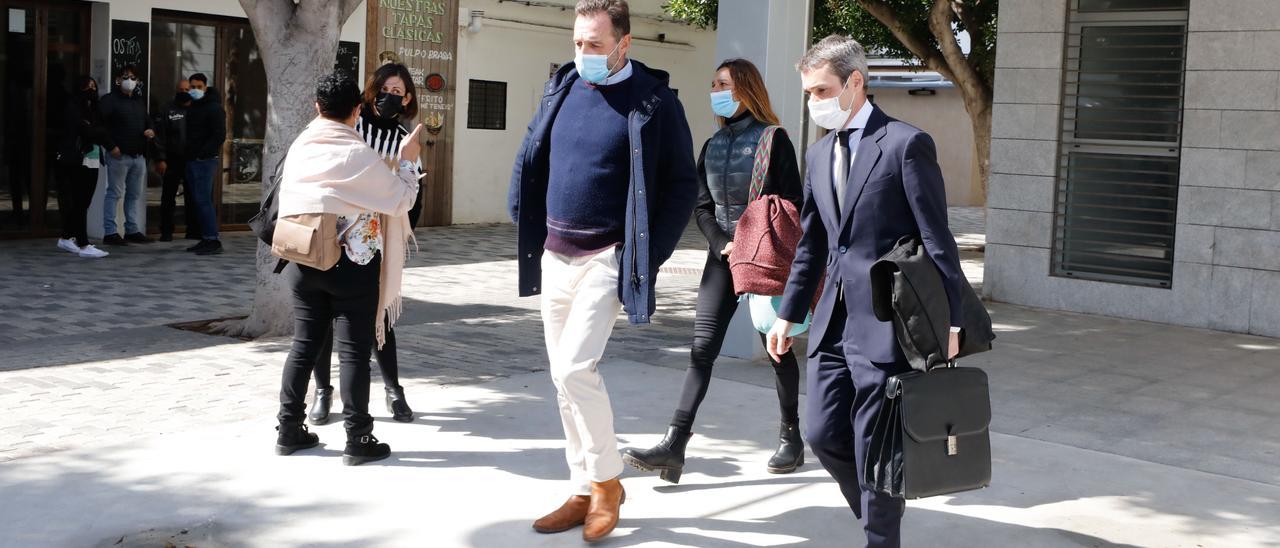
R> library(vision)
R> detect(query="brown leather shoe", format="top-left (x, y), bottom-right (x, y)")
top-left (583, 478), bottom-right (626, 542)
top-left (532, 495), bottom-right (590, 534)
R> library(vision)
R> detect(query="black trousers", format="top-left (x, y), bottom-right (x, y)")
top-left (56, 163), bottom-right (99, 247)
top-left (278, 253), bottom-right (381, 439)
top-left (158, 157), bottom-right (199, 238)
top-left (312, 325), bottom-right (400, 391)
top-left (670, 251), bottom-right (800, 431)
top-left (805, 295), bottom-right (909, 548)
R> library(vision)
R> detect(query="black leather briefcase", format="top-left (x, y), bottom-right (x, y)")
top-left (864, 364), bottom-right (992, 499)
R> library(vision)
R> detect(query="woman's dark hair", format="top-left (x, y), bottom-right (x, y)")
top-left (76, 75), bottom-right (98, 92)
top-left (715, 59), bottom-right (780, 126)
top-left (362, 63), bottom-right (418, 119)
top-left (315, 70), bottom-right (362, 120)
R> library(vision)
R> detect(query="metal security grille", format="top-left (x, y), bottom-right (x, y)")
top-left (467, 79), bottom-right (507, 130)
top-left (1052, 0), bottom-right (1190, 288)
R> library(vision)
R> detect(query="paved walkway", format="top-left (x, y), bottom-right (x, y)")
top-left (1, 209), bottom-right (1277, 547)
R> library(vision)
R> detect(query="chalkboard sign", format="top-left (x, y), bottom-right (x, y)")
top-left (110, 19), bottom-right (149, 97)
top-left (335, 41), bottom-right (360, 78)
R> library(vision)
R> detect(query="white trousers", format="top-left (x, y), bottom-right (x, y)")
top-left (541, 247), bottom-right (624, 496)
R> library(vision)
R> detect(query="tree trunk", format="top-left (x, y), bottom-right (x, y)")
top-left (214, 0), bottom-right (360, 338)
top-left (967, 101), bottom-right (992, 204)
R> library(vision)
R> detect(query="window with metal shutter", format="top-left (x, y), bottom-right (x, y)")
top-left (1052, 0), bottom-right (1189, 288)
top-left (467, 79), bottom-right (507, 131)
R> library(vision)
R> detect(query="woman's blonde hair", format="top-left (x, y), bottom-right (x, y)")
top-left (716, 58), bottom-right (780, 126)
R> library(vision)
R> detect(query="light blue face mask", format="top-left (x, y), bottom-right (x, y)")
top-left (575, 41), bottom-right (622, 85)
top-left (188, 88), bottom-right (205, 101)
top-left (710, 89), bottom-right (740, 118)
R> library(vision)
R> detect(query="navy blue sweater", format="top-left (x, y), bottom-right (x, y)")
top-left (544, 78), bottom-right (634, 256)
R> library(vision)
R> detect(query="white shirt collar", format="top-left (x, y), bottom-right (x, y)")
top-left (600, 59), bottom-right (633, 85)
top-left (841, 99), bottom-right (875, 131)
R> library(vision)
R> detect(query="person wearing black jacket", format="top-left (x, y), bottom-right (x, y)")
top-left (183, 73), bottom-right (226, 255)
top-left (153, 79), bottom-right (199, 242)
top-left (99, 65), bottom-right (155, 245)
top-left (307, 63), bottom-right (424, 426)
top-left (621, 59), bottom-right (804, 484)
top-left (54, 76), bottom-right (114, 258)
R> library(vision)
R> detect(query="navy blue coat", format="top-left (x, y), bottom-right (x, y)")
top-left (508, 60), bottom-right (698, 325)
top-left (777, 106), bottom-right (964, 363)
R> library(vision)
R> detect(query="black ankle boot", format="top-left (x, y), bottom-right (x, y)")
top-left (385, 385), bottom-right (414, 423)
top-left (767, 421), bottom-right (805, 474)
top-left (343, 434), bottom-right (391, 466)
top-left (621, 426), bottom-right (693, 484)
top-left (308, 386), bottom-right (333, 425)
top-left (275, 423), bottom-right (320, 456)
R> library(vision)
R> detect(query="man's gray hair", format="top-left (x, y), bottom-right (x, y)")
top-left (797, 35), bottom-right (870, 89)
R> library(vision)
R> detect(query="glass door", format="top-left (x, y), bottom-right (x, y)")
top-left (149, 12), bottom-right (266, 232)
top-left (221, 23), bottom-right (266, 226)
top-left (0, 5), bottom-right (36, 232)
top-left (0, 0), bottom-right (89, 237)
top-left (148, 17), bottom-right (217, 235)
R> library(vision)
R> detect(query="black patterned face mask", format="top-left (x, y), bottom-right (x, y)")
top-left (375, 92), bottom-right (404, 119)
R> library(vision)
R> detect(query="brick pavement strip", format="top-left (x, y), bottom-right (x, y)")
top-left (0, 214), bottom-right (980, 462)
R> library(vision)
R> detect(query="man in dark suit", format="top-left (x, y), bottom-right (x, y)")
top-left (767, 35), bottom-right (966, 548)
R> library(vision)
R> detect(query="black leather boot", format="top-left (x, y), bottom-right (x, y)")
top-left (275, 423), bottom-right (319, 456)
top-left (343, 434), bottom-right (391, 466)
top-left (767, 421), bottom-right (805, 474)
top-left (385, 385), bottom-right (414, 423)
top-left (308, 386), bottom-right (333, 425)
top-left (621, 426), bottom-right (693, 484)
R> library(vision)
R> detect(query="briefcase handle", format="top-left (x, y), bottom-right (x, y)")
top-left (886, 359), bottom-right (958, 400)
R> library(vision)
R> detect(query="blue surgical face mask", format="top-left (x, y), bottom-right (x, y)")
top-left (710, 90), bottom-right (740, 118)
top-left (575, 41), bottom-right (623, 85)
top-left (188, 88), bottom-right (205, 101)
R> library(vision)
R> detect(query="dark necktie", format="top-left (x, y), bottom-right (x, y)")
top-left (834, 129), bottom-right (853, 211)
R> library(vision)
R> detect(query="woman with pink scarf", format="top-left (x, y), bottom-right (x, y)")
top-left (272, 71), bottom-right (421, 466)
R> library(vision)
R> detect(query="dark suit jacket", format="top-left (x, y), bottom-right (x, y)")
top-left (777, 106), bottom-right (964, 363)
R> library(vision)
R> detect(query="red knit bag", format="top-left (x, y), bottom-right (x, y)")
top-left (729, 127), bottom-right (824, 314)
top-left (730, 127), bottom-right (801, 297)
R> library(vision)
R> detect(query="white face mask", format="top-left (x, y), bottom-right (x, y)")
top-left (120, 78), bottom-right (137, 93)
top-left (807, 77), bottom-right (853, 130)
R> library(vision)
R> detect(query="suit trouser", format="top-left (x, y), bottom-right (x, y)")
top-left (540, 247), bottom-right (624, 496)
top-left (805, 297), bottom-right (909, 548)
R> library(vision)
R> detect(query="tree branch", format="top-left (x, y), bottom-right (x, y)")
top-left (855, 0), bottom-right (953, 80)
top-left (929, 0), bottom-right (991, 103)
top-left (950, 0), bottom-right (985, 56)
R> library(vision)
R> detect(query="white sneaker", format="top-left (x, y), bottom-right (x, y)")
top-left (78, 245), bottom-right (109, 258)
top-left (57, 238), bottom-right (80, 254)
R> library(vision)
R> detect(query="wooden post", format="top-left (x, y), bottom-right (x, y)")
top-left (366, 0), bottom-right (459, 227)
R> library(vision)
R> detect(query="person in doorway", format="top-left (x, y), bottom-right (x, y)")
top-left (54, 75), bottom-right (113, 258)
top-left (183, 73), bottom-right (225, 255)
top-left (308, 62), bottom-right (424, 425)
top-left (766, 35), bottom-right (966, 548)
top-left (273, 70), bottom-right (422, 466)
top-left (621, 58), bottom-right (804, 482)
top-left (153, 79), bottom-right (200, 242)
top-left (508, 0), bottom-right (697, 541)
top-left (99, 64), bottom-right (155, 245)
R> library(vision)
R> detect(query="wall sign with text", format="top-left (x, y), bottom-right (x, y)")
top-left (110, 20), bottom-right (149, 98)
top-left (367, 0), bottom-right (458, 226)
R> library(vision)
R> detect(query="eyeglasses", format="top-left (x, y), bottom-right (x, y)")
top-left (121, 76), bottom-right (137, 81)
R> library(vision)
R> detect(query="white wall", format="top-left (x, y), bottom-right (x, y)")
top-left (452, 0), bottom-right (718, 224)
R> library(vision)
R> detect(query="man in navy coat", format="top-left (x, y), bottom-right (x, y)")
top-left (767, 35), bottom-right (966, 548)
